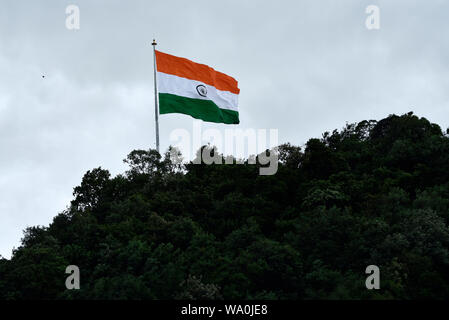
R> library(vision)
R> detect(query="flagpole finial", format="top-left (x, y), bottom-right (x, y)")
top-left (152, 39), bottom-right (157, 46)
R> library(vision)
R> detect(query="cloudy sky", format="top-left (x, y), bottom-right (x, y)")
top-left (1, 0), bottom-right (448, 258)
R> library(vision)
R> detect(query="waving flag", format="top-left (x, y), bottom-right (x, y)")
top-left (155, 50), bottom-right (240, 124)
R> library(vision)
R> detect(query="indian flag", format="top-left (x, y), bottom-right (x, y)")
top-left (155, 50), bottom-right (240, 124)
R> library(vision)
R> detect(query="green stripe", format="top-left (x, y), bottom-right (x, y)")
top-left (159, 93), bottom-right (239, 124)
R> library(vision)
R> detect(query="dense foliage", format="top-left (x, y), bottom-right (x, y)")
top-left (1, 112), bottom-right (449, 299)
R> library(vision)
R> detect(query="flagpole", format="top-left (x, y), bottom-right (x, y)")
top-left (152, 39), bottom-right (160, 153)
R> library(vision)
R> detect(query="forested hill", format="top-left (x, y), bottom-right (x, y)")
top-left (1, 112), bottom-right (449, 300)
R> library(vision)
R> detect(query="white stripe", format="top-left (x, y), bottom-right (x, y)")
top-left (157, 72), bottom-right (239, 112)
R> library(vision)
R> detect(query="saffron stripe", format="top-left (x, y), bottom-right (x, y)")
top-left (156, 50), bottom-right (240, 95)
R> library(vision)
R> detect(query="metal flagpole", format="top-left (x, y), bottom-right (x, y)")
top-left (152, 39), bottom-right (160, 153)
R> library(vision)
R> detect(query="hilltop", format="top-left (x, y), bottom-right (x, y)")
top-left (1, 112), bottom-right (449, 299)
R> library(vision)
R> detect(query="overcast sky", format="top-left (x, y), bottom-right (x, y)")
top-left (1, 0), bottom-right (448, 258)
